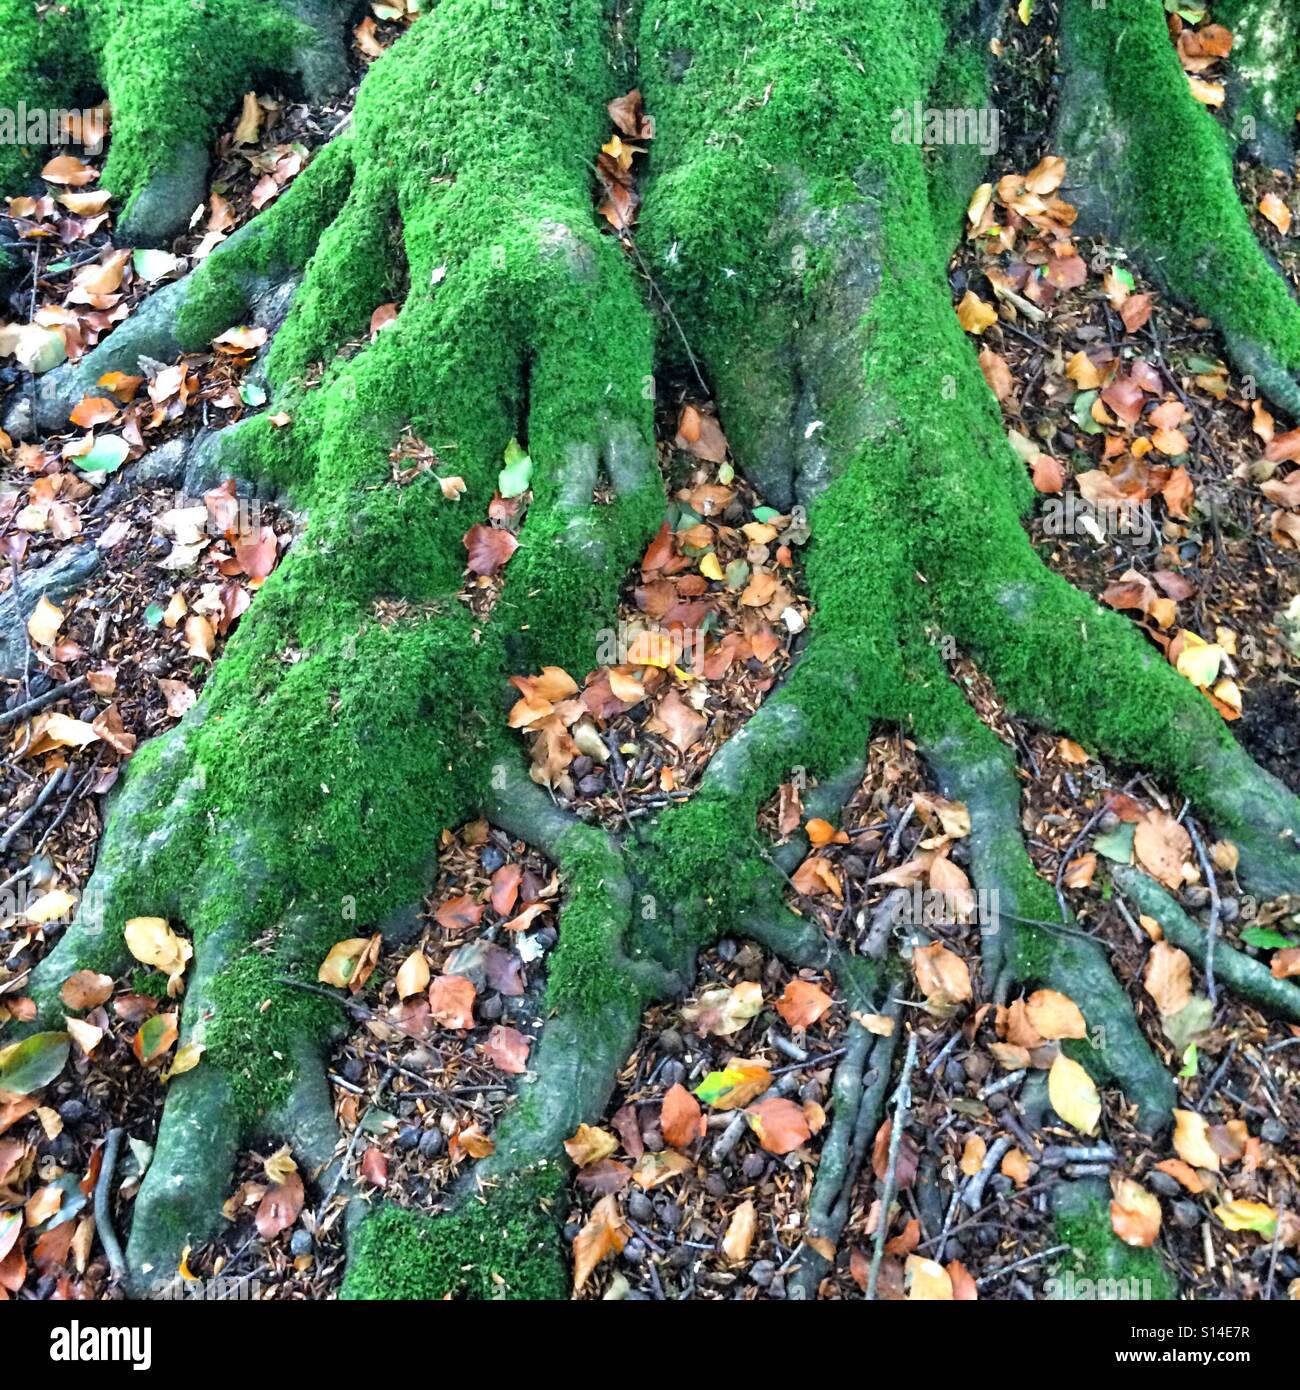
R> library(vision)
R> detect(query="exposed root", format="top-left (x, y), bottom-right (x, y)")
top-left (1055, 0), bottom-right (1300, 417)
top-left (786, 1002), bottom-right (901, 1300)
top-left (1113, 865), bottom-right (1300, 1025)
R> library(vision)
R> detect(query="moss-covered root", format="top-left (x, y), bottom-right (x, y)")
top-left (1050, 1181), bottom-right (1176, 1301)
top-left (0, 0), bottom-right (354, 244)
top-left (934, 511), bottom-right (1300, 904)
top-left (1216, 0), bottom-right (1300, 169)
top-left (787, 1002), bottom-right (900, 1301)
top-left (1113, 865), bottom-right (1300, 1024)
top-left (343, 1166), bottom-right (570, 1301)
top-left (915, 679), bottom-right (1177, 1131)
top-left (1056, 0), bottom-right (1300, 417)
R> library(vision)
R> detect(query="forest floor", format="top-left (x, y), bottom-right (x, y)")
top-left (0, 2), bottom-right (1297, 1302)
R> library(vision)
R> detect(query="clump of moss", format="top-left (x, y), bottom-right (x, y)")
top-left (342, 1165), bottom-right (569, 1300)
top-left (1054, 1196), bottom-right (1177, 1301)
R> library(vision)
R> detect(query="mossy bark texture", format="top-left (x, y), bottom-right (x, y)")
top-left (3, 0), bottom-right (1299, 1299)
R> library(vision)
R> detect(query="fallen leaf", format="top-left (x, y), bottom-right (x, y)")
top-left (721, 1199), bottom-right (757, 1263)
top-left (1111, 1175), bottom-right (1162, 1247)
top-left (775, 979), bottom-right (832, 1030)
top-left (1144, 941), bottom-right (1193, 1016)
top-left (427, 974), bottom-right (475, 1030)
top-left (1048, 1054), bottom-right (1100, 1135)
top-left (661, 1084), bottom-right (704, 1150)
top-left (573, 1193), bottom-right (629, 1293)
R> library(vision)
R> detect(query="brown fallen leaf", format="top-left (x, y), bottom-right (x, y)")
top-left (573, 1193), bottom-right (629, 1293)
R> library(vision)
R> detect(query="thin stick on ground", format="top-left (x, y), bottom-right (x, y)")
top-left (93, 1126), bottom-right (128, 1285)
top-left (865, 1025), bottom-right (917, 1302)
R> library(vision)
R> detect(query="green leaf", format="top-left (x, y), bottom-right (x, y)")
top-left (1094, 823), bottom-right (1135, 863)
top-left (752, 506), bottom-right (781, 523)
top-left (1178, 1044), bottom-right (1198, 1078)
top-left (240, 380), bottom-right (267, 408)
top-left (144, 602), bottom-right (165, 628)
top-left (1071, 390), bottom-right (1102, 435)
top-left (0, 1030), bottom-right (70, 1094)
top-left (75, 434), bottom-right (130, 473)
top-left (1241, 926), bottom-right (1296, 950)
top-left (1111, 266), bottom-right (1135, 293)
top-left (135, 1014), bottom-right (174, 1065)
top-left (498, 438), bottom-right (533, 498)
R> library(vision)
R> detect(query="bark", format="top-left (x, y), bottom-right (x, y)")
top-left (2, 0), bottom-right (1298, 1299)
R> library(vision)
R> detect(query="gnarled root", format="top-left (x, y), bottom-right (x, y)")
top-left (0, 0), bottom-right (354, 245)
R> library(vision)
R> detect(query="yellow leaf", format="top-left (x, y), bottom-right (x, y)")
top-left (564, 1123), bottom-right (617, 1168)
top-left (721, 1199), bottom-right (757, 1263)
top-left (1048, 1055), bottom-right (1100, 1135)
top-left (23, 889), bottom-right (77, 924)
top-left (905, 1255), bottom-right (954, 1299)
top-left (395, 951), bottom-right (430, 999)
top-left (1259, 192), bottom-right (1292, 236)
top-left (1214, 1200), bottom-right (1277, 1237)
top-left (162, 1040), bottom-right (205, 1082)
top-left (956, 290), bottom-right (997, 335)
top-left (27, 594), bottom-right (64, 647)
top-left (1174, 631), bottom-right (1224, 688)
top-left (124, 916), bottom-right (192, 991)
top-left (1025, 988), bottom-right (1086, 1040)
top-left (1172, 1108), bottom-right (1220, 1172)
top-left (263, 1144), bottom-right (298, 1185)
top-left (1186, 75), bottom-right (1225, 106)
top-left (699, 551), bottom-right (724, 582)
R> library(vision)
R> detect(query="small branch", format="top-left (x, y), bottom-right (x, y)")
top-left (865, 1026), bottom-right (918, 1302)
top-left (93, 1127), bottom-right (128, 1284)
top-left (1184, 817), bottom-right (1220, 1006)
top-left (0, 674), bottom-right (88, 729)
top-left (976, 1243), bottom-right (1069, 1289)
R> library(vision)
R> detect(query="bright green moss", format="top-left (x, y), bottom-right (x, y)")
top-left (1055, 1198), bottom-right (1177, 1301)
top-left (342, 1165), bottom-right (569, 1300)
top-left (0, 0), bottom-right (96, 196)
top-left (89, 0), bottom-right (308, 222)
top-left (23, 0), bottom-right (661, 1135)
top-left (1061, 0), bottom-right (1300, 375)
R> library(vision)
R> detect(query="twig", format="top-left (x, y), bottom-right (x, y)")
top-left (865, 1027), bottom-right (918, 1301)
top-left (964, 1134), bottom-right (1014, 1211)
top-left (1184, 816), bottom-right (1220, 1005)
top-left (0, 674), bottom-right (88, 728)
top-left (0, 767), bottom-right (64, 854)
top-left (93, 1127), bottom-right (128, 1284)
top-left (976, 1243), bottom-right (1069, 1288)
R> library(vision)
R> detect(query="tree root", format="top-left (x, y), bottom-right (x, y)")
top-left (786, 1002), bottom-right (901, 1300)
top-left (7, 0), bottom-right (1300, 1299)
top-left (1055, 0), bottom-right (1300, 417)
top-left (1113, 865), bottom-right (1300, 1025)
top-left (0, 0), bottom-right (354, 246)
